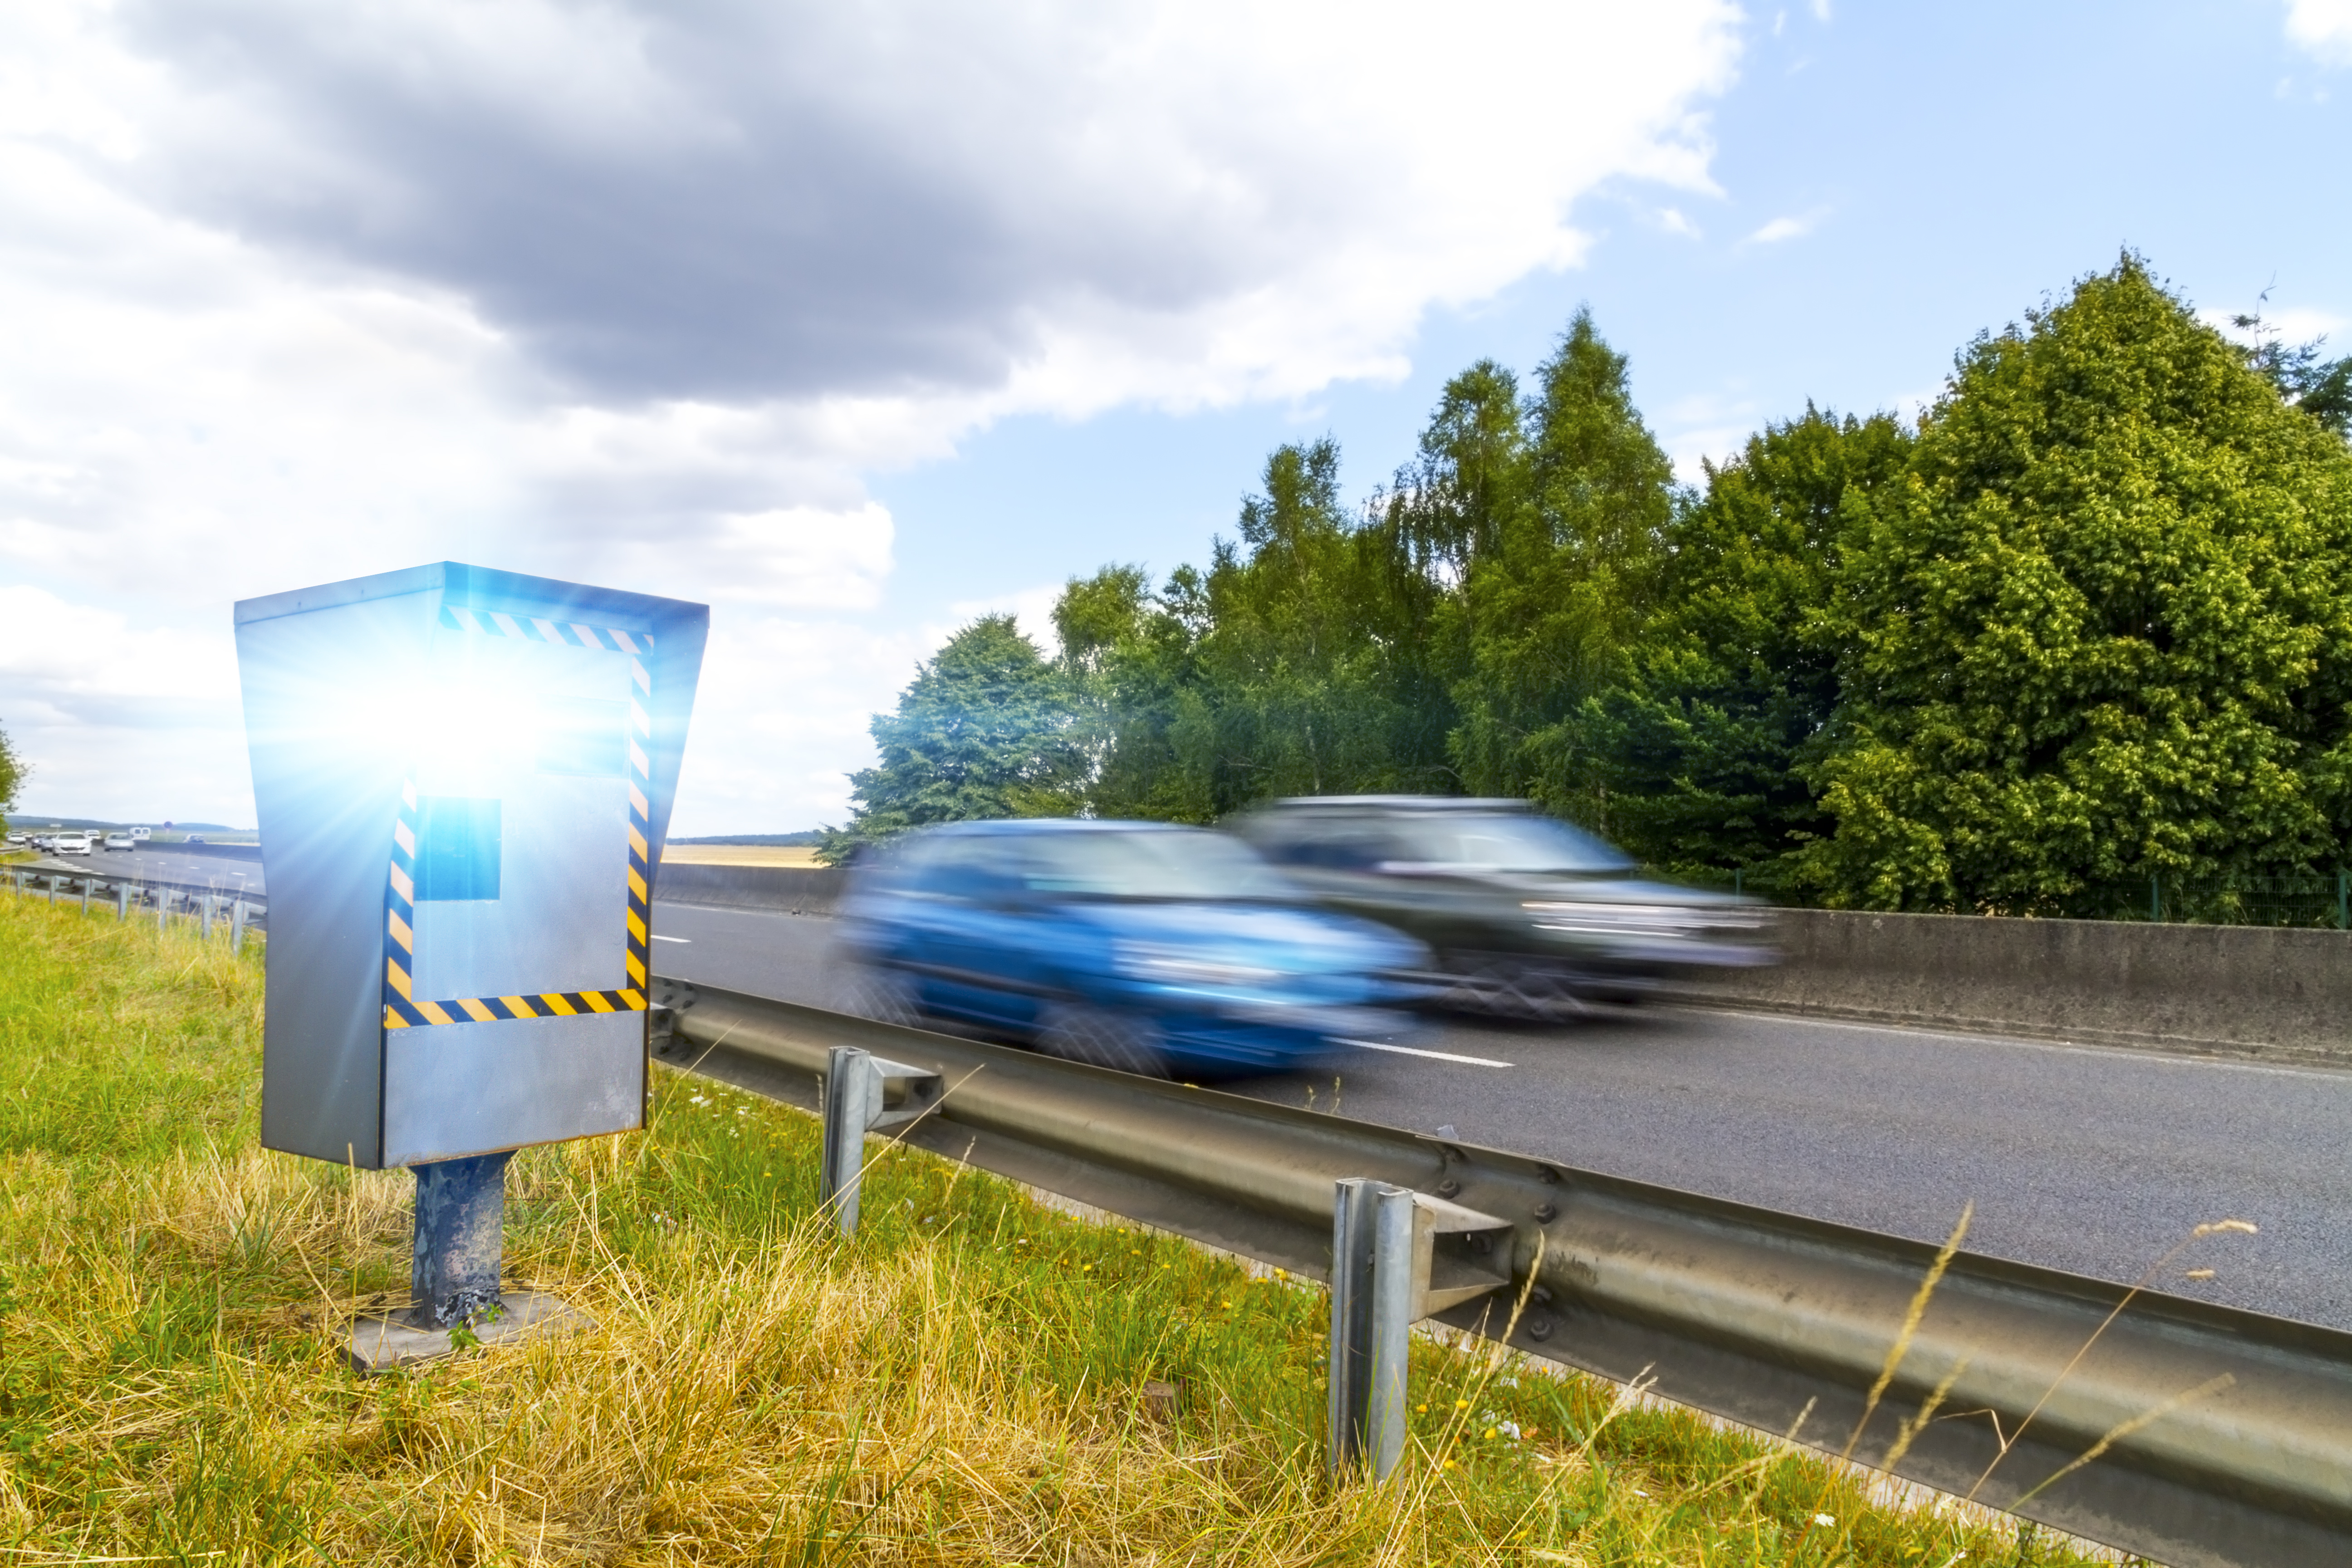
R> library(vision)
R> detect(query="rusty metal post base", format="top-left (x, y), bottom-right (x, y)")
top-left (410, 1151), bottom-right (513, 1329)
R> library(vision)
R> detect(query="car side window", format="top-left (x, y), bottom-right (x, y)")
top-left (1292, 829), bottom-right (1388, 871)
top-left (919, 836), bottom-right (1023, 902)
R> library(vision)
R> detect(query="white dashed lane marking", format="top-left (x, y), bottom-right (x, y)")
top-left (1341, 1039), bottom-right (1513, 1068)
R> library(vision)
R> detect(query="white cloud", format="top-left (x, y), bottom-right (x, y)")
top-left (1656, 391), bottom-right (1764, 484)
top-left (941, 583), bottom-right (1071, 657)
top-left (0, 0), bottom-right (1743, 833)
top-left (2285, 0), bottom-right (2352, 64)
top-left (2201, 303), bottom-right (2349, 344)
top-left (0, 585), bottom-right (247, 822)
top-left (1743, 211), bottom-right (1824, 246)
top-left (1656, 206), bottom-right (1704, 239)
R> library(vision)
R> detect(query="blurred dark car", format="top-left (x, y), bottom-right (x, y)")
top-left (1226, 796), bottom-right (1773, 1019)
top-left (836, 818), bottom-right (1429, 1077)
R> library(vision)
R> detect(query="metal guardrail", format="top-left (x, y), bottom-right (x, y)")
top-left (7, 866), bottom-right (266, 944)
top-left (653, 975), bottom-right (2352, 1568)
top-left (9, 860), bottom-right (265, 900)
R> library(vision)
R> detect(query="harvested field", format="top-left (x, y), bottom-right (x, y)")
top-left (661, 844), bottom-right (824, 867)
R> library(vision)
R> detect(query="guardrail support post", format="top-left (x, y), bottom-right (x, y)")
top-left (45, 875), bottom-right (55, 906)
top-left (156, 888), bottom-right (169, 931)
top-left (78, 878), bottom-right (90, 915)
top-left (117, 882), bottom-right (129, 922)
top-left (1368, 1185), bottom-right (1418, 1480)
top-left (1328, 1177), bottom-right (1393, 1476)
top-left (1329, 1177), bottom-right (1514, 1483)
top-left (200, 896), bottom-right (213, 941)
top-left (230, 899), bottom-right (246, 953)
top-left (821, 1044), bottom-right (943, 1236)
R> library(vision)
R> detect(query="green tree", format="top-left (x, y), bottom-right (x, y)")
top-left (1537, 407), bottom-right (1914, 877)
top-left (1182, 440), bottom-right (1452, 807)
top-left (1801, 257), bottom-right (2352, 911)
top-left (1386, 358), bottom-right (1528, 586)
top-left (1053, 563), bottom-right (1217, 822)
top-left (1449, 310), bottom-right (1680, 826)
top-left (2233, 304), bottom-right (2352, 440)
top-left (1054, 439), bottom-right (1455, 821)
top-left (818, 616), bottom-right (1083, 862)
top-left (0, 719), bottom-right (21, 837)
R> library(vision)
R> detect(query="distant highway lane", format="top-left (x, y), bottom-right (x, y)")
top-left (652, 897), bottom-right (2352, 1333)
top-left (19, 847), bottom-right (267, 893)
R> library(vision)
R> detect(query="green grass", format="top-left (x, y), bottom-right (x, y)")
top-left (0, 892), bottom-right (2112, 1564)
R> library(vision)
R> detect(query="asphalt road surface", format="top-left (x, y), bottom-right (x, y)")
top-left (20, 846), bottom-right (265, 893)
top-left (652, 897), bottom-right (2352, 1334)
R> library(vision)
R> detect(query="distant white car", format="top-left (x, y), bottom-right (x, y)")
top-left (53, 832), bottom-right (92, 856)
top-left (128, 826), bottom-right (151, 842)
top-left (103, 833), bottom-right (133, 851)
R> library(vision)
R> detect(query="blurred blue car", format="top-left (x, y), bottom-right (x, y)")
top-left (836, 818), bottom-right (1429, 1077)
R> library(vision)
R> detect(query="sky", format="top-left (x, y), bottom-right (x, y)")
top-left (2, 0), bottom-right (2348, 834)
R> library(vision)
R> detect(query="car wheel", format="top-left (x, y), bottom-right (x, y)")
top-left (1035, 1002), bottom-right (1172, 1078)
top-left (839, 964), bottom-right (926, 1028)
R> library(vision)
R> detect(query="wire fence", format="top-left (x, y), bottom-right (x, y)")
top-left (1660, 867), bottom-right (2352, 930)
top-left (2078, 873), bottom-right (2352, 929)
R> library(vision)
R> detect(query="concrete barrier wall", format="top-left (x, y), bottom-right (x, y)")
top-left (1683, 908), bottom-right (2352, 1067)
top-left (652, 862), bottom-right (847, 914)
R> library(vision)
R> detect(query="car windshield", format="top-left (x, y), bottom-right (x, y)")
top-left (1391, 814), bottom-right (1633, 873)
top-left (1021, 829), bottom-right (1293, 900)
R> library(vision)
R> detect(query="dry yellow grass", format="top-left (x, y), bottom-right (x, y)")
top-left (0, 892), bottom-right (2098, 1565)
top-left (660, 844), bottom-right (824, 867)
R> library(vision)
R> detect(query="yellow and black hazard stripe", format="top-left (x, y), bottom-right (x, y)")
top-left (436, 604), bottom-right (654, 655)
top-left (388, 986), bottom-right (647, 1029)
top-left (383, 777), bottom-right (423, 1025)
top-left (623, 649), bottom-right (654, 995)
top-left (381, 610), bottom-right (660, 1032)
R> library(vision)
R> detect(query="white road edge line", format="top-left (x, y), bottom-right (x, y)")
top-left (1340, 1039), bottom-right (1514, 1068)
top-left (650, 934), bottom-right (691, 943)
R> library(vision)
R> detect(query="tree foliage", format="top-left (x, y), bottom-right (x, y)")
top-left (836, 260), bottom-right (2352, 915)
top-left (1056, 440), bottom-right (1453, 821)
top-left (1447, 313), bottom-right (1680, 811)
top-left (2234, 305), bottom-right (2352, 440)
top-left (0, 720), bottom-right (20, 834)
top-left (1800, 258), bottom-right (2352, 910)
top-left (818, 616), bottom-right (1083, 862)
top-left (1541, 407), bottom-right (1913, 877)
